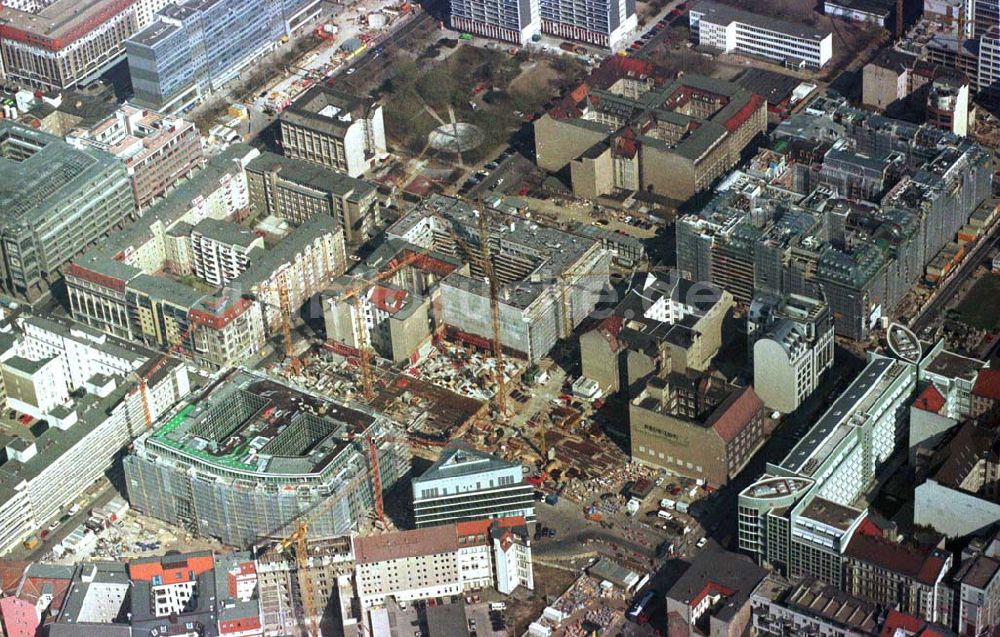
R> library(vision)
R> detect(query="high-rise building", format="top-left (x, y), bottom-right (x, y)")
top-left (0, 0), bottom-right (159, 91)
top-left (0, 120), bottom-right (134, 299)
top-left (126, 0), bottom-right (322, 112)
top-left (450, 0), bottom-right (636, 48)
top-left (411, 447), bottom-right (535, 528)
top-left (539, 0), bottom-right (636, 49)
top-left (450, 0), bottom-right (541, 44)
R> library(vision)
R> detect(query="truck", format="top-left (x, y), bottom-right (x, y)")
top-left (676, 501), bottom-right (690, 514)
top-left (659, 498), bottom-right (676, 510)
top-left (544, 493), bottom-right (559, 506)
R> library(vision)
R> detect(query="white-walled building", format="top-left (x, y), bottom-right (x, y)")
top-left (749, 293), bottom-right (835, 414)
top-left (190, 219), bottom-right (264, 286)
top-left (353, 517), bottom-right (533, 609)
top-left (412, 447), bottom-right (536, 528)
top-left (690, 1), bottom-right (834, 68)
top-left (0, 316), bottom-right (190, 557)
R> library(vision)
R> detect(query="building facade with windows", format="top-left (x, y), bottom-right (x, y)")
top-left (690, 1), bottom-right (834, 68)
top-left (353, 516), bottom-right (532, 608)
top-left (737, 354), bottom-right (917, 587)
top-left (0, 121), bottom-right (135, 300)
top-left (412, 447), bottom-right (535, 528)
top-left (278, 86), bottom-right (387, 180)
top-left (126, 0), bottom-right (322, 112)
top-left (749, 293), bottom-right (835, 414)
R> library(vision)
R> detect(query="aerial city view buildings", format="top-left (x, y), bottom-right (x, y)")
top-left (0, 0), bottom-right (997, 635)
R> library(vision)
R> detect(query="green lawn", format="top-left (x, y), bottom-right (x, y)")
top-left (953, 273), bottom-right (1000, 330)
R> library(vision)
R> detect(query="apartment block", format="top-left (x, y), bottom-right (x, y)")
top-left (690, 1), bottom-right (834, 69)
top-left (843, 520), bottom-right (953, 624)
top-left (539, 0), bottom-right (637, 49)
top-left (0, 315), bottom-right (189, 557)
top-left (535, 57), bottom-right (766, 202)
top-left (65, 144), bottom-right (346, 370)
top-left (412, 446), bottom-right (535, 528)
top-left (190, 219), bottom-right (264, 286)
top-left (914, 419), bottom-right (1000, 538)
top-left (738, 354), bottom-right (917, 586)
top-left (749, 293), bottom-right (835, 414)
top-left (0, 0), bottom-right (148, 90)
top-left (386, 195), bottom-right (611, 362)
top-left (750, 574), bottom-right (882, 637)
top-left (67, 103), bottom-right (205, 210)
top-left (353, 516), bottom-right (533, 608)
top-left (279, 86), bottom-right (387, 178)
top-left (126, 0), bottom-right (322, 112)
top-left (0, 120), bottom-right (134, 300)
top-left (450, 0), bottom-right (541, 44)
top-left (246, 151), bottom-right (379, 244)
top-left (124, 369), bottom-right (412, 548)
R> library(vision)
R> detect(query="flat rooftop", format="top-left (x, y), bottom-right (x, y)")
top-left (692, 0), bottom-right (832, 41)
top-left (782, 356), bottom-right (897, 476)
top-left (149, 369), bottom-right (378, 476)
top-left (0, 0), bottom-right (131, 42)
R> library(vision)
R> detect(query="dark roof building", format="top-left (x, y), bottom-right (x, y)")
top-left (666, 549), bottom-right (767, 637)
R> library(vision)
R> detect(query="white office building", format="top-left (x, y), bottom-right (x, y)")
top-left (0, 316), bottom-right (190, 556)
top-left (412, 447), bottom-right (536, 528)
top-left (737, 354), bottom-right (917, 587)
top-left (749, 293), bottom-right (835, 414)
top-left (980, 26), bottom-right (1000, 96)
top-left (690, 1), bottom-right (834, 68)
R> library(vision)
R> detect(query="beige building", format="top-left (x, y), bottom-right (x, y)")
top-left (580, 273), bottom-right (733, 395)
top-left (279, 86), bottom-right (387, 178)
top-left (535, 57), bottom-right (766, 202)
top-left (246, 151), bottom-right (379, 244)
top-left (630, 373), bottom-right (765, 486)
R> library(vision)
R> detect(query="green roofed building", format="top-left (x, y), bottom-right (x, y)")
top-left (124, 368), bottom-right (412, 547)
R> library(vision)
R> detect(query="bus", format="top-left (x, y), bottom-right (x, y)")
top-left (627, 589), bottom-right (656, 624)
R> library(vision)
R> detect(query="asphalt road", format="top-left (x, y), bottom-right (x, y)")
top-left (15, 481), bottom-right (120, 561)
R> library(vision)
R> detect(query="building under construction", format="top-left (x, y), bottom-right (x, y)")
top-left (386, 195), bottom-right (612, 362)
top-left (124, 368), bottom-right (411, 548)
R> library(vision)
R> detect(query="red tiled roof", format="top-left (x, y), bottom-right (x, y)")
top-left (914, 384), bottom-right (946, 414)
top-left (707, 387), bottom-right (764, 443)
top-left (0, 596), bottom-right (39, 637)
top-left (370, 285), bottom-right (407, 314)
top-left (724, 93), bottom-right (765, 132)
top-left (879, 609), bottom-right (948, 637)
top-left (846, 534), bottom-right (947, 585)
top-left (129, 554), bottom-right (215, 582)
top-left (973, 369), bottom-right (1000, 401)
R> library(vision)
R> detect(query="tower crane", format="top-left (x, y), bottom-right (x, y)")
top-left (243, 273), bottom-right (299, 373)
top-left (272, 430), bottom-right (411, 636)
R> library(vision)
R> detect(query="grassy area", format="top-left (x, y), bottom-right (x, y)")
top-left (952, 273), bottom-right (1000, 330)
top-left (381, 44), bottom-right (586, 162)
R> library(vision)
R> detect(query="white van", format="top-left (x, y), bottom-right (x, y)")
top-left (657, 509), bottom-right (673, 520)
